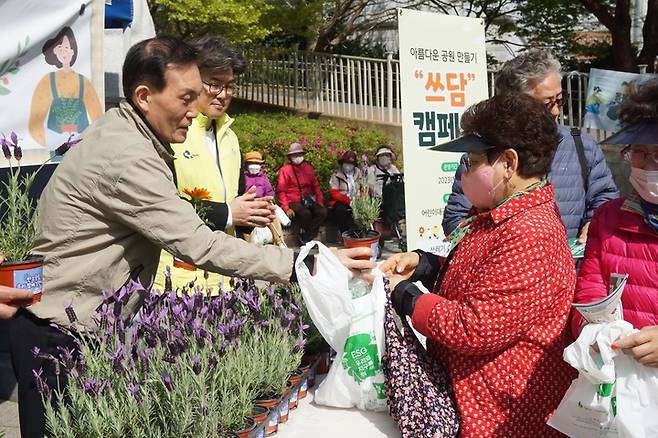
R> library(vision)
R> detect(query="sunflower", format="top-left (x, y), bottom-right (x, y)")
top-left (182, 187), bottom-right (212, 200)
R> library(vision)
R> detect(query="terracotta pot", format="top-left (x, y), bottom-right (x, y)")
top-left (233, 417), bottom-right (256, 438)
top-left (315, 352), bottom-right (330, 375)
top-left (342, 230), bottom-right (380, 261)
top-left (253, 396), bottom-right (280, 436)
top-left (60, 123), bottom-right (78, 133)
top-left (0, 256), bottom-right (44, 305)
top-left (297, 365), bottom-right (311, 398)
top-left (249, 405), bottom-right (269, 438)
top-left (278, 387), bottom-right (292, 423)
top-left (288, 373), bottom-right (302, 410)
top-left (173, 257), bottom-right (197, 271)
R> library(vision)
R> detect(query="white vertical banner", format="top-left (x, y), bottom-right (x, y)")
top-left (398, 9), bottom-right (488, 255)
top-left (0, 0), bottom-right (103, 166)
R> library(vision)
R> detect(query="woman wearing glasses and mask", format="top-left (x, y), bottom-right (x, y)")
top-left (572, 79), bottom-right (658, 368)
top-left (153, 36), bottom-right (275, 292)
top-left (381, 94), bottom-right (577, 437)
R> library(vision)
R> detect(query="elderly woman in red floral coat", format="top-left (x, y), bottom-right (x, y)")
top-left (382, 94), bottom-right (577, 437)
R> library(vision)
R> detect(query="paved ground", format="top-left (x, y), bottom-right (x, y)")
top-left (0, 400), bottom-right (19, 438)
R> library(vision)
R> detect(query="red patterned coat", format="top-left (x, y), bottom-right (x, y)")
top-left (412, 184), bottom-right (576, 437)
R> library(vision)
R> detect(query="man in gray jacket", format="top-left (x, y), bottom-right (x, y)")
top-left (8, 37), bottom-right (372, 438)
top-left (443, 49), bottom-right (619, 242)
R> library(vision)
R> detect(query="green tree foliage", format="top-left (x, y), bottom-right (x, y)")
top-left (148, 0), bottom-right (274, 42)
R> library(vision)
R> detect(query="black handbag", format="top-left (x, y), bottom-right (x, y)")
top-left (292, 168), bottom-right (317, 209)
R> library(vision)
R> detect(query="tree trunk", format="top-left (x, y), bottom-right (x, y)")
top-left (611, 28), bottom-right (639, 72)
top-left (638, 0), bottom-right (658, 72)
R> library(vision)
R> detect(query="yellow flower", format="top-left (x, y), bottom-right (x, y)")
top-left (182, 187), bottom-right (211, 201)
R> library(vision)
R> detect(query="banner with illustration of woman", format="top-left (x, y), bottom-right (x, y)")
top-left (0, 0), bottom-right (103, 166)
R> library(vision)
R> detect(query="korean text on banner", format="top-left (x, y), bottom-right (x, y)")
top-left (398, 9), bottom-right (488, 255)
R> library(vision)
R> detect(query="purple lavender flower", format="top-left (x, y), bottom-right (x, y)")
top-left (202, 404), bottom-right (209, 416)
top-left (191, 355), bottom-right (202, 375)
top-left (209, 355), bottom-right (218, 370)
top-left (107, 343), bottom-right (125, 373)
top-left (82, 378), bottom-right (99, 397)
top-left (1, 138), bottom-right (10, 160)
top-left (160, 371), bottom-right (174, 391)
top-left (13, 144), bottom-right (22, 161)
top-left (54, 134), bottom-right (81, 156)
top-left (64, 300), bottom-right (77, 323)
top-left (128, 378), bottom-right (142, 403)
top-left (31, 346), bottom-right (41, 357)
top-left (32, 368), bottom-right (51, 399)
top-left (164, 266), bottom-right (172, 292)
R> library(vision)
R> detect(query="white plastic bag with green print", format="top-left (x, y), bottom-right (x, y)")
top-left (295, 241), bottom-right (387, 411)
top-left (548, 320), bottom-right (658, 437)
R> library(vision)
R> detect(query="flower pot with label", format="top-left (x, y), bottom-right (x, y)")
top-left (0, 256), bottom-right (44, 304)
top-left (233, 417), bottom-right (256, 438)
top-left (253, 396), bottom-right (281, 436)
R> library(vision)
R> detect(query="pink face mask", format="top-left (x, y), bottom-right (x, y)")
top-left (461, 161), bottom-right (504, 210)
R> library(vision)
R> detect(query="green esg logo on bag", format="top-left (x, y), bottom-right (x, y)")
top-left (342, 333), bottom-right (382, 384)
top-left (441, 162), bottom-right (459, 173)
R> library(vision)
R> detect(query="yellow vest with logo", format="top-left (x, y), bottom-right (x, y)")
top-left (152, 112), bottom-right (241, 293)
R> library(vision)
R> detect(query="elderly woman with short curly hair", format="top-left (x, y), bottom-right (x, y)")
top-left (382, 93), bottom-right (577, 437)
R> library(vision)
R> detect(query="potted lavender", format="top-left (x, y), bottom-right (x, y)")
top-left (341, 172), bottom-right (382, 261)
top-left (0, 132), bottom-right (76, 303)
top-left (36, 275), bottom-right (308, 437)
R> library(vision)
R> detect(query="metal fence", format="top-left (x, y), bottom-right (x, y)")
top-left (238, 48), bottom-right (595, 131)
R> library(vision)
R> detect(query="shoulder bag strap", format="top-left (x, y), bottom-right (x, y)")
top-left (571, 127), bottom-right (589, 190)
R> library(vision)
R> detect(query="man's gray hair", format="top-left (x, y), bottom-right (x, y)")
top-left (494, 49), bottom-right (562, 95)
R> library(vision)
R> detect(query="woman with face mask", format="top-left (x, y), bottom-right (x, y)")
top-left (381, 94), bottom-right (577, 436)
top-left (242, 151), bottom-right (286, 246)
top-left (276, 142), bottom-right (327, 243)
top-left (327, 151), bottom-right (362, 233)
top-left (367, 145), bottom-right (401, 199)
top-left (572, 79), bottom-right (658, 368)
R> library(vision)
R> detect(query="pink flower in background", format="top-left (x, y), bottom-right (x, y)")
top-left (327, 146), bottom-right (336, 155)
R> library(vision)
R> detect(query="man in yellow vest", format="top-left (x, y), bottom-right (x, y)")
top-left (153, 36), bottom-right (272, 292)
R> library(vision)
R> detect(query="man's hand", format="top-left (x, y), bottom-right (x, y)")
top-left (613, 325), bottom-right (658, 368)
top-left (331, 247), bottom-right (376, 275)
top-left (380, 251), bottom-right (420, 289)
top-left (578, 221), bottom-right (591, 244)
top-left (229, 186), bottom-right (276, 227)
top-left (0, 286), bottom-right (34, 319)
top-left (286, 208), bottom-right (295, 219)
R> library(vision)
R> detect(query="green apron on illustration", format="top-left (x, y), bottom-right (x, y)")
top-left (46, 72), bottom-right (89, 160)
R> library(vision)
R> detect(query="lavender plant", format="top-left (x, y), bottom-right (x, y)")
top-left (36, 273), bottom-right (308, 437)
top-left (0, 132), bottom-right (78, 262)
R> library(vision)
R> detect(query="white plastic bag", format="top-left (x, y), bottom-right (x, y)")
top-left (251, 226), bottom-right (273, 246)
top-left (548, 321), bottom-right (658, 438)
top-left (275, 204), bottom-right (291, 227)
top-left (295, 241), bottom-right (387, 411)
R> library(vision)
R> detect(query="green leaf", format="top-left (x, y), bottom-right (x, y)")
top-left (0, 85), bottom-right (10, 96)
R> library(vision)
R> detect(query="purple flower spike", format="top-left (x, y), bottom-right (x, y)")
top-left (160, 371), bottom-right (174, 391)
top-left (64, 301), bottom-right (78, 323)
top-left (10, 131), bottom-right (18, 147)
top-left (32, 368), bottom-right (51, 399)
top-left (1, 139), bottom-right (10, 160)
top-left (31, 346), bottom-right (41, 358)
top-left (128, 378), bottom-right (142, 403)
top-left (202, 404), bottom-right (209, 416)
top-left (13, 145), bottom-right (22, 161)
top-left (191, 355), bottom-right (202, 375)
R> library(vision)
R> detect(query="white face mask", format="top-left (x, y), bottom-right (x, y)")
top-left (247, 164), bottom-right (261, 175)
top-left (630, 167), bottom-right (658, 204)
top-left (342, 163), bottom-right (355, 174)
top-left (291, 156), bottom-right (304, 165)
top-left (378, 156), bottom-right (392, 168)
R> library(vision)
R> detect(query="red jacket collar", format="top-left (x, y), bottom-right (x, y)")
top-left (485, 184), bottom-right (556, 225)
